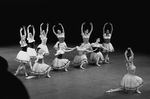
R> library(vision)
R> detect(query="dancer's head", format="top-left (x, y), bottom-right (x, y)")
top-left (84, 29), bottom-right (89, 34)
top-left (96, 38), bottom-right (100, 43)
top-left (57, 29), bottom-right (62, 34)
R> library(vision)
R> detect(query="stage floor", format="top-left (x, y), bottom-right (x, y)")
top-left (0, 45), bottom-right (150, 99)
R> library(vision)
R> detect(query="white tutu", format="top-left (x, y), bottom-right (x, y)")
top-left (32, 62), bottom-right (51, 75)
top-left (103, 43), bottom-right (114, 52)
top-left (27, 47), bottom-right (37, 58)
top-left (120, 73), bottom-right (143, 90)
top-left (52, 58), bottom-right (70, 69)
top-left (16, 50), bottom-right (30, 63)
top-left (90, 52), bottom-right (104, 62)
top-left (72, 54), bottom-right (88, 66)
top-left (37, 44), bottom-right (49, 55)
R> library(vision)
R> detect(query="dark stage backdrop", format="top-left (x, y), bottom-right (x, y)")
top-left (2, 0), bottom-right (150, 53)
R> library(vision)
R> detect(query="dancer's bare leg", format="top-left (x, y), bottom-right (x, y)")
top-left (106, 87), bottom-right (124, 93)
top-left (96, 57), bottom-right (101, 66)
top-left (22, 63), bottom-right (28, 77)
top-left (14, 63), bottom-right (23, 75)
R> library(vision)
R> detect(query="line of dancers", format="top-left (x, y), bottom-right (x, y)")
top-left (14, 22), bottom-right (143, 94)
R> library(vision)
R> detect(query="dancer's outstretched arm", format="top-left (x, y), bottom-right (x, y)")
top-left (89, 22), bottom-right (93, 35)
top-left (109, 22), bottom-right (113, 34)
top-left (59, 23), bottom-right (65, 33)
top-left (45, 23), bottom-right (49, 36)
top-left (81, 22), bottom-right (85, 35)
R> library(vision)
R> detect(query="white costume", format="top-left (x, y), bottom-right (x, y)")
top-left (27, 37), bottom-right (36, 58)
top-left (72, 46), bottom-right (88, 66)
top-left (32, 52), bottom-right (51, 75)
top-left (120, 63), bottom-right (143, 90)
top-left (51, 49), bottom-right (70, 70)
top-left (16, 40), bottom-right (30, 63)
top-left (37, 35), bottom-right (49, 55)
top-left (90, 43), bottom-right (104, 63)
top-left (103, 33), bottom-right (114, 52)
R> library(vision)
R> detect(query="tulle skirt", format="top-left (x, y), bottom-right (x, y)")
top-left (51, 58), bottom-right (70, 69)
top-left (103, 43), bottom-right (114, 52)
top-left (90, 52), bottom-right (104, 62)
top-left (27, 47), bottom-right (37, 58)
top-left (16, 50), bottom-right (30, 63)
top-left (37, 44), bottom-right (49, 55)
top-left (32, 62), bottom-right (51, 75)
top-left (72, 54), bottom-right (88, 66)
top-left (120, 73), bottom-right (143, 90)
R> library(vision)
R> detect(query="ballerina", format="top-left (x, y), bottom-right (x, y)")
top-left (52, 23), bottom-right (76, 71)
top-left (37, 23), bottom-right (49, 55)
top-left (26, 48), bottom-right (51, 79)
top-left (80, 22), bottom-right (93, 50)
top-left (72, 45), bottom-right (95, 69)
top-left (27, 24), bottom-right (37, 69)
top-left (51, 48), bottom-right (75, 72)
top-left (90, 38), bottom-right (109, 66)
top-left (106, 48), bottom-right (143, 94)
top-left (102, 22), bottom-right (114, 63)
top-left (53, 23), bottom-right (75, 51)
top-left (15, 26), bottom-right (30, 77)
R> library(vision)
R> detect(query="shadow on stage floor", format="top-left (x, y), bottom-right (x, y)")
top-left (0, 44), bottom-right (150, 99)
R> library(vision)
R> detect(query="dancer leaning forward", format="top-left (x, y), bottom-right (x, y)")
top-left (26, 48), bottom-right (51, 79)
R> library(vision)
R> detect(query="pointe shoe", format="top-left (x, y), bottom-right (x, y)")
top-left (65, 68), bottom-right (68, 72)
top-left (106, 89), bottom-right (113, 93)
top-left (14, 72), bottom-right (18, 76)
top-left (135, 90), bottom-right (141, 94)
top-left (46, 75), bottom-right (51, 78)
top-left (26, 76), bottom-right (36, 79)
top-left (80, 66), bottom-right (85, 69)
top-left (96, 63), bottom-right (101, 66)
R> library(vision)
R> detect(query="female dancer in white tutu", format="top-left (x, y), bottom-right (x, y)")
top-left (15, 26), bottom-right (30, 77)
top-left (106, 48), bottom-right (143, 94)
top-left (53, 23), bottom-right (75, 51)
top-left (90, 38), bottom-right (109, 66)
top-left (102, 22), bottom-right (114, 63)
top-left (37, 23), bottom-right (49, 55)
top-left (27, 24), bottom-right (36, 69)
top-left (72, 45), bottom-right (95, 69)
top-left (52, 23), bottom-right (76, 71)
top-left (80, 22), bottom-right (93, 50)
top-left (51, 48), bottom-right (75, 72)
top-left (26, 48), bottom-right (51, 79)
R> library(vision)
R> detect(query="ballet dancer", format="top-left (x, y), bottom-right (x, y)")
top-left (15, 26), bottom-right (30, 77)
top-left (72, 45), bottom-right (96, 69)
top-left (37, 23), bottom-right (49, 55)
top-left (102, 22), bottom-right (114, 63)
top-left (80, 22), bottom-right (93, 50)
top-left (26, 48), bottom-right (51, 79)
top-left (90, 38), bottom-right (109, 66)
top-left (53, 23), bottom-right (75, 51)
top-left (106, 48), bottom-right (143, 94)
top-left (52, 23), bottom-right (76, 71)
top-left (27, 24), bottom-right (36, 69)
top-left (51, 48), bottom-right (75, 72)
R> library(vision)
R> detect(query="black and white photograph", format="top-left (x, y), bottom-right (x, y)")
top-left (1, 0), bottom-right (150, 99)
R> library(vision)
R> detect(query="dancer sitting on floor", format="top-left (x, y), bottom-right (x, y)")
top-left (106, 47), bottom-right (143, 94)
top-left (52, 23), bottom-right (76, 71)
top-left (102, 22), bottom-right (114, 63)
top-left (26, 48), bottom-right (51, 79)
top-left (90, 38), bottom-right (109, 66)
top-left (37, 23), bottom-right (49, 55)
top-left (27, 24), bottom-right (37, 69)
top-left (15, 26), bottom-right (30, 77)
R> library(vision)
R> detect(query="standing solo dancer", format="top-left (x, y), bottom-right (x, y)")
top-left (102, 22), bottom-right (114, 63)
